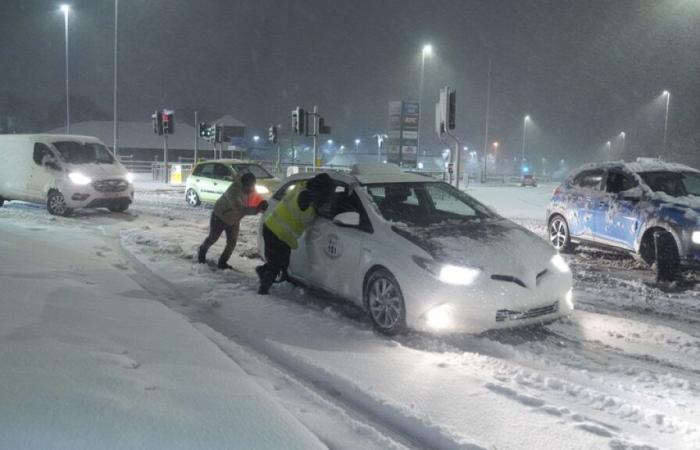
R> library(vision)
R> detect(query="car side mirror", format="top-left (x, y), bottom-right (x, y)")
top-left (44, 161), bottom-right (61, 171)
top-left (333, 211), bottom-right (360, 227)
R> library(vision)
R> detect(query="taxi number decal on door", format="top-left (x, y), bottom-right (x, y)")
top-left (325, 234), bottom-right (343, 259)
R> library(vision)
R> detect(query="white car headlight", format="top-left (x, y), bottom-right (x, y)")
top-left (125, 172), bottom-right (134, 183)
top-left (564, 288), bottom-right (574, 310)
top-left (413, 256), bottom-right (481, 286)
top-left (69, 172), bottom-right (91, 186)
top-left (255, 184), bottom-right (270, 195)
top-left (550, 254), bottom-right (571, 273)
top-left (692, 231), bottom-right (700, 245)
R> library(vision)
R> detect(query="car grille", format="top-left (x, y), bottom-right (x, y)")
top-left (491, 274), bottom-right (526, 288)
top-left (93, 179), bottom-right (128, 192)
top-left (536, 269), bottom-right (548, 285)
top-left (495, 301), bottom-right (559, 322)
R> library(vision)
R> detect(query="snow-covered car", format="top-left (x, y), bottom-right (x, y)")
top-left (0, 134), bottom-right (134, 216)
top-left (185, 159), bottom-right (280, 207)
top-left (521, 174), bottom-right (538, 187)
top-left (547, 159), bottom-right (700, 268)
top-left (258, 164), bottom-right (574, 335)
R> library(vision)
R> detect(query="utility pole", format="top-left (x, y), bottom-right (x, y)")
top-left (113, 0), bottom-right (119, 157)
top-left (163, 134), bottom-right (169, 183)
top-left (312, 105), bottom-right (319, 170)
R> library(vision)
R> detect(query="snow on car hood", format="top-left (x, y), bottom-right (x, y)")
top-left (392, 219), bottom-right (555, 281)
top-left (62, 162), bottom-right (128, 179)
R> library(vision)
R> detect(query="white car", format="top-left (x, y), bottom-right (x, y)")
top-left (258, 164), bottom-right (574, 335)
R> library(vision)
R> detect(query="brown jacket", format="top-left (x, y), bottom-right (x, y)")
top-left (213, 180), bottom-right (258, 226)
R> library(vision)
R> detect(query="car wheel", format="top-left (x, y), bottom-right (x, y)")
top-left (108, 201), bottom-right (129, 213)
top-left (549, 215), bottom-right (575, 253)
top-left (186, 188), bottom-right (201, 207)
top-left (639, 228), bottom-right (679, 267)
top-left (365, 268), bottom-right (406, 335)
top-left (47, 190), bottom-right (73, 217)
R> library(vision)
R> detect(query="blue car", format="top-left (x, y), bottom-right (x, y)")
top-left (546, 159), bottom-right (700, 268)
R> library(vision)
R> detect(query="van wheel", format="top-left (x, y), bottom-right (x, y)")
top-left (186, 189), bottom-right (201, 207)
top-left (364, 268), bottom-right (407, 335)
top-left (108, 202), bottom-right (129, 213)
top-left (47, 190), bottom-right (72, 216)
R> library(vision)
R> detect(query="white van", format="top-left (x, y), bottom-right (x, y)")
top-left (0, 134), bottom-right (134, 216)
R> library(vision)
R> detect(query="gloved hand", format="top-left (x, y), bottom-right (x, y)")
top-left (257, 200), bottom-right (269, 212)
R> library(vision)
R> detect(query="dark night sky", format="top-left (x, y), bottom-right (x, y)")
top-left (1, 0), bottom-right (699, 164)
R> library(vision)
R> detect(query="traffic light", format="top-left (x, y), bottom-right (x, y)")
top-left (291, 107), bottom-right (305, 135)
top-left (318, 117), bottom-right (331, 135)
top-left (199, 122), bottom-right (209, 138)
top-left (162, 110), bottom-right (175, 134)
top-left (268, 125), bottom-right (278, 143)
top-left (215, 124), bottom-right (224, 144)
top-left (152, 111), bottom-right (163, 135)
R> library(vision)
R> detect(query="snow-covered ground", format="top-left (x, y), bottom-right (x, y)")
top-left (1, 180), bottom-right (699, 449)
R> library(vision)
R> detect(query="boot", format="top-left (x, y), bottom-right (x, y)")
top-left (197, 246), bottom-right (206, 264)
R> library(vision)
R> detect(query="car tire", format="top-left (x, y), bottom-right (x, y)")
top-left (549, 215), bottom-right (575, 253)
top-left (638, 228), bottom-right (679, 267)
top-left (186, 188), bottom-right (201, 207)
top-left (364, 268), bottom-right (407, 336)
top-left (108, 201), bottom-right (130, 213)
top-left (47, 190), bottom-right (73, 217)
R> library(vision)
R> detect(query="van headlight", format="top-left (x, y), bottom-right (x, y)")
top-left (550, 254), bottom-right (571, 273)
top-left (692, 231), bottom-right (700, 245)
top-left (413, 256), bottom-right (481, 286)
top-left (255, 184), bottom-right (270, 195)
top-left (69, 172), bottom-right (92, 186)
top-left (125, 172), bottom-right (134, 183)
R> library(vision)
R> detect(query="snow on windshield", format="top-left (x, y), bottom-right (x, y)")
top-left (53, 141), bottom-right (115, 165)
top-left (366, 182), bottom-right (493, 225)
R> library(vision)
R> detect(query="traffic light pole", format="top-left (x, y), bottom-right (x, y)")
top-left (163, 133), bottom-right (169, 183)
top-left (312, 105), bottom-right (319, 171)
top-left (194, 111), bottom-right (198, 162)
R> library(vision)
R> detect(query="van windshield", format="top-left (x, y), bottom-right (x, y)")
top-left (53, 141), bottom-right (115, 165)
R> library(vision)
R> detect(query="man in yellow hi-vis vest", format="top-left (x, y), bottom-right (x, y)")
top-left (256, 173), bottom-right (334, 295)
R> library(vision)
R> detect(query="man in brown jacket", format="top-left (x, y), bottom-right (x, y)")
top-left (198, 172), bottom-right (267, 269)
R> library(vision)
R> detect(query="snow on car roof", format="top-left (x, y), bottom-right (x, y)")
top-left (571, 159), bottom-right (699, 177)
top-left (625, 158), bottom-right (699, 174)
top-left (350, 164), bottom-right (434, 184)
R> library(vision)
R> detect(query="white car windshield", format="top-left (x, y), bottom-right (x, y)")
top-left (53, 141), bottom-right (115, 164)
top-left (231, 163), bottom-right (273, 179)
top-left (366, 182), bottom-right (495, 225)
top-left (639, 171), bottom-right (700, 197)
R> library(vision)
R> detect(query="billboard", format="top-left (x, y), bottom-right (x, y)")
top-left (387, 101), bottom-right (419, 168)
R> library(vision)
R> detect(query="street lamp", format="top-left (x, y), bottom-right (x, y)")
top-left (113, 0), bottom-right (119, 157)
top-left (327, 139), bottom-right (333, 145)
top-left (354, 138), bottom-right (360, 152)
top-left (417, 43), bottom-right (433, 156)
top-left (662, 90), bottom-right (670, 153)
top-left (619, 132), bottom-right (626, 156)
top-left (60, 4), bottom-right (71, 134)
top-left (253, 135), bottom-right (260, 142)
top-left (521, 115), bottom-right (530, 171)
top-left (606, 140), bottom-right (612, 158)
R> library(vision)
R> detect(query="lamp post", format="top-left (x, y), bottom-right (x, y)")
top-left (417, 44), bottom-right (432, 156)
top-left (521, 115), bottom-right (530, 173)
top-left (619, 132), bottom-right (626, 156)
top-left (662, 90), bottom-right (670, 153)
top-left (606, 140), bottom-right (612, 158)
top-left (113, 0), bottom-right (119, 157)
top-left (60, 4), bottom-right (71, 134)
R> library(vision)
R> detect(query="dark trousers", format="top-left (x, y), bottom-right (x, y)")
top-left (258, 224), bottom-right (291, 294)
top-left (199, 213), bottom-right (239, 266)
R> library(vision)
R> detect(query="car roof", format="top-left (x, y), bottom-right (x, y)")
top-left (195, 159), bottom-right (262, 166)
top-left (282, 164), bottom-right (439, 185)
top-left (571, 159), bottom-right (700, 178)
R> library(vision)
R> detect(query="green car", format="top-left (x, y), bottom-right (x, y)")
top-left (185, 159), bottom-right (281, 207)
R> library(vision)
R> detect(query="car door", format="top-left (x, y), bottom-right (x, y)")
top-left (566, 169), bottom-right (604, 240)
top-left (192, 163), bottom-right (217, 202)
top-left (211, 163), bottom-right (234, 199)
top-left (302, 182), bottom-right (372, 298)
top-left (597, 169), bottom-right (640, 250)
top-left (28, 143), bottom-right (57, 201)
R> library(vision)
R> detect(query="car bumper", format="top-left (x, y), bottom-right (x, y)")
top-left (403, 269), bottom-right (574, 334)
top-left (61, 182), bottom-right (134, 209)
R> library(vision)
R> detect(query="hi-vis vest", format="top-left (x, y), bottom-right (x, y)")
top-left (264, 185), bottom-right (316, 249)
